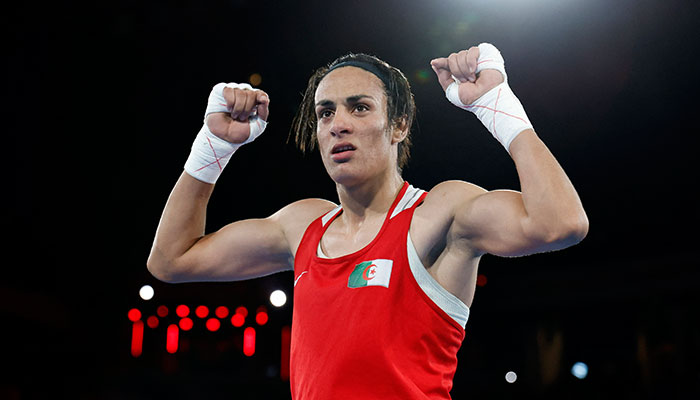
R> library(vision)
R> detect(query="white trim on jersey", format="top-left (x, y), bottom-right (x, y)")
top-left (321, 205), bottom-right (342, 227)
top-left (407, 232), bottom-right (471, 328)
top-left (390, 185), bottom-right (425, 220)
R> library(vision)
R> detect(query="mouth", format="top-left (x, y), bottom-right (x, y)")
top-left (331, 143), bottom-right (356, 154)
top-left (330, 143), bottom-right (356, 162)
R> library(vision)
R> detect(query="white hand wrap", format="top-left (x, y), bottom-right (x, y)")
top-left (184, 82), bottom-right (268, 184)
top-left (445, 43), bottom-right (533, 152)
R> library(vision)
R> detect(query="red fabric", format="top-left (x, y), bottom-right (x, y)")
top-left (291, 182), bottom-right (466, 399)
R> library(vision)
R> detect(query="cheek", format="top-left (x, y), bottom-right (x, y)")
top-left (368, 125), bottom-right (393, 150)
top-left (316, 129), bottom-right (333, 163)
top-left (316, 128), bottom-right (330, 153)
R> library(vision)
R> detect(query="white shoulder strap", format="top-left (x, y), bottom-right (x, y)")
top-left (390, 185), bottom-right (425, 219)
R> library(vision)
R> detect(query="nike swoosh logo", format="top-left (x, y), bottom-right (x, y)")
top-left (294, 271), bottom-right (308, 287)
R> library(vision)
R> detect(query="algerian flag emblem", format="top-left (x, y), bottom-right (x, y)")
top-left (347, 259), bottom-right (393, 289)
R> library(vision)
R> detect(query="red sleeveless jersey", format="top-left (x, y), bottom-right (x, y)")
top-left (291, 182), bottom-right (466, 399)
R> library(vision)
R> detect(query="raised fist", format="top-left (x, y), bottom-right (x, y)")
top-left (430, 44), bottom-right (505, 106)
top-left (205, 83), bottom-right (270, 144)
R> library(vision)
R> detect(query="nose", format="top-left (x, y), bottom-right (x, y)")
top-left (329, 108), bottom-right (352, 137)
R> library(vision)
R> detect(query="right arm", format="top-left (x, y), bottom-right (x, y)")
top-left (147, 83), bottom-right (334, 283)
top-left (147, 172), bottom-right (333, 283)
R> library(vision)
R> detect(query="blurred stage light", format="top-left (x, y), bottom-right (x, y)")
top-left (179, 317), bottom-right (193, 331)
top-left (414, 69), bottom-right (431, 83)
top-left (131, 320), bottom-right (144, 357)
top-left (571, 362), bottom-right (588, 379)
top-left (281, 326), bottom-right (291, 381)
top-left (215, 306), bottom-right (229, 319)
top-left (231, 313), bottom-right (245, 327)
top-left (270, 290), bottom-right (287, 307)
top-left (147, 315), bottom-right (159, 329)
top-left (206, 318), bottom-right (221, 332)
top-left (256, 307), bottom-right (269, 325)
top-left (139, 284), bottom-right (154, 300)
top-left (195, 305), bottom-right (209, 318)
top-left (236, 306), bottom-right (249, 317)
top-left (505, 371), bottom-right (517, 383)
top-left (127, 308), bottom-right (141, 322)
top-left (175, 304), bottom-right (190, 318)
top-left (166, 324), bottom-right (179, 354)
top-left (249, 73), bottom-right (262, 86)
top-left (157, 305), bottom-right (169, 317)
top-left (244, 327), bottom-right (256, 356)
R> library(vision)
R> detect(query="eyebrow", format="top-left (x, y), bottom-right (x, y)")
top-left (315, 94), bottom-right (375, 108)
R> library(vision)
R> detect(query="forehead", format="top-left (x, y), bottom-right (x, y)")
top-left (315, 66), bottom-right (386, 104)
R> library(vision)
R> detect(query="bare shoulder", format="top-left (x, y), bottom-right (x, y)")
top-left (269, 198), bottom-right (338, 256)
top-left (271, 198), bottom-right (338, 222)
top-left (421, 180), bottom-right (487, 214)
top-left (412, 180), bottom-right (487, 244)
top-left (409, 180), bottom-right (487, 271)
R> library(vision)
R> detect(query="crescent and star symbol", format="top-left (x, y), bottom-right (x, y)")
top-left (362, 264), bottom-right (377, 281)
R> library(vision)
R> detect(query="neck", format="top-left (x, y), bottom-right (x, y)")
top-left (335, 169), bottom-right (404, 227)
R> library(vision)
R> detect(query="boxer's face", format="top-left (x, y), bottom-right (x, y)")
top-left (314, 66), bottom-right (403, 186)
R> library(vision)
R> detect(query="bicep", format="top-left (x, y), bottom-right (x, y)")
top-left (455, 189), bottom-right (550, 257)
top-left (172, 198), bottom-right (336, 283)
top-left (176, 216), bottom-right (294, 282)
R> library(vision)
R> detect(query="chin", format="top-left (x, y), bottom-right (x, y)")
top-left (324, 162), bottom-right (365, 187)
top-left (328, 170), bottom-right (361, 187)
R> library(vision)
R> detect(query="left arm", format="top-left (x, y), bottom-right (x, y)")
top-left (452, 129), bottom-right (589, 257)
top-left (430, 44), bottom-right (588, 257)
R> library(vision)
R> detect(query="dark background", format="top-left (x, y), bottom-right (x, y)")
top-left (5, 0), bottom-right (699, 398)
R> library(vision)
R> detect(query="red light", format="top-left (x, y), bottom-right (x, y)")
top-left (215, 306), bottom-right (229, 319)
top-left (179, 317), bottom-right (193, 331)
top-left (280, 325), bottom-right (291, 380)
top-left (175, 305), bottom-right (190, 318)
top-left (195, 305), bottom-right (209, 318)
top-left (476, 274), bottom-right (488, 287)
top-left (231, 313), bottom-right (245, 327)
top-left (206, 318), bottom-right (221, 332)
top-left (146, 315), bottom-right (159, 329)
top-left (166, 324), bottom-right (179, 354)
top-left (157, 305), bottom-right (169, 317)
top-left (127, 308), bottom-right (141, 322)
top-left (243, 327), bottom-right (256, 356)
top-left (256, 311), bottom-right (268, 326)
top-left (131, 320), bottom-right (144, 357)
top-left (235, 306), bottom-right (248, 318)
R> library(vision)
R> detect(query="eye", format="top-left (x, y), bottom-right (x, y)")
top-left (317, 109), bottom-right (334, 119)
top-left (354, 104), bottom-right (370, 113)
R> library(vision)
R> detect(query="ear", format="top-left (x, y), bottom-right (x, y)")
top-left (390, 116), bottom-right (409, 144)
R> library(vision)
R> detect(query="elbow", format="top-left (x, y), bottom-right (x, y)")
top-left (146, 258), bottom-right (173, 283)
top-left (573, 212), bottom-right (590, 243)
top-left (147, 252), bottom-right (185, 284)
top-left (559, 220), bottom-right (588, 248)
top-left (548, 212), bottom-right (590, 248)
top-left (530, 211), bottom-right (589, 251)
top-left (570, 208), bottom-right (590, 243)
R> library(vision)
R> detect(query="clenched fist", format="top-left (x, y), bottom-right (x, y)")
top-left (206, 84), bottom-right (270, 144)
top-left (430, 45), bottom-right (504, 106)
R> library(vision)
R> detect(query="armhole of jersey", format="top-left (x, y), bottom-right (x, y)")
top-left (407, 232), bottom-right (470, 328)
top-left (317, 241), bottom-right (329, 259)
top-left (316, 206), bottom-right (342, 258)
top-left (295, 205), bottom-right (339, 270)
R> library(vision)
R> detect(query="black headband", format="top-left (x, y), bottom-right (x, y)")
top-left (326, 60), bottom-right (392, 89)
